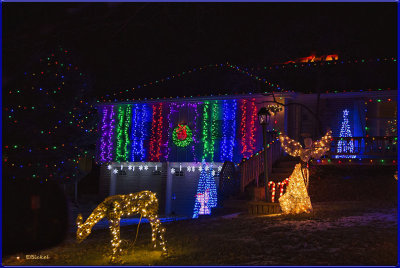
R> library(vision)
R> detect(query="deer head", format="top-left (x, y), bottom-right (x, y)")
top-left (76, 214), bottom-right (91, 242)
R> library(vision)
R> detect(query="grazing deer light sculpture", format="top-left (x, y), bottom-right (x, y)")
top-left (76, 191), bottom-right (167, 263)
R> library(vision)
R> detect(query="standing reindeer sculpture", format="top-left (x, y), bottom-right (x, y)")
top-left (76, 190), bottom-right (167, 263)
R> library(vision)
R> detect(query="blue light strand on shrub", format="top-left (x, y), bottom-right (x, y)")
top-left (130, 104), bottom-right (150, 161)
top-left (193, 161), bottom-right (218, 219)
top-left (335, 109), bottom-right (356, 159)
top-left (220, 100), bottom-right (237, 162)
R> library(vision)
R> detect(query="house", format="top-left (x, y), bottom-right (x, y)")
top-left (95, 56), bottom-right (397, 218)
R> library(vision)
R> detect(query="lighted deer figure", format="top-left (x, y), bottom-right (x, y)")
top-left (76, 190), bottom-right (167, 263)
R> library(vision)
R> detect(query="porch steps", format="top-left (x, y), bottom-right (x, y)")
top-left (248, 201), bottom-right (281, 215)
top-left (247, 157), bottom-right (297, 201)
top-left (270, 159), bottom-right (297, 181)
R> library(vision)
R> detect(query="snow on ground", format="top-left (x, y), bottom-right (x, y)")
top-left (3, 201), bottom-right (397, 266)
top-left (270, 208), bottom-right (397, 232)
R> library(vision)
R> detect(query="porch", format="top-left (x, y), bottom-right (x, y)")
top-left (239, 135), bottom-right (398, 198)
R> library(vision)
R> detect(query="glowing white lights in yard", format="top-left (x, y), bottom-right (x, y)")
top-left (335, 109), bottom-right (356, 159)
top-left (76, 191), bottom-right (167, 264)
top-left (193, 160), bottom-right (218, 218)
top-left (278, 131), bottom-right (332, 214)
top-left (196, 189), bottom-right (211, 215)
top-left (279, 130), bottom-right (332, 163)
top-left (279, 164), bottom-right (312, 214)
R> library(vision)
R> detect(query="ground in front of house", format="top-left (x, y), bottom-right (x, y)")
top-left (2, 200), bottom-right (397, 266)
top-left (2, 165), bottom-right (398, 266)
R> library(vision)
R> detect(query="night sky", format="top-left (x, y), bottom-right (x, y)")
top-left (3, 3), bottom-right (397, 97)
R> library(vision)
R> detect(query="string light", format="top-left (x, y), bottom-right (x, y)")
top-left (115, 105), bottom-right (132, 162)
top-left (335, 109), bottom-right (356, 159)
top-left (76, 191), bottom-right (167, 263)
top-left (240, 99), bottom-right (248, 157)
top-left (220, 99), bottom-right (237, 162)
top-left (172, 124), bottom-right (193, 147)
top-left (165, 102), bottom-right (200, 161)
top-left (268, 178), bottom-right (290, 203)
top-left (193, 161), bottom-right (218, 218)
top-left (99, 107), bottom-right (110, 162)
top-left (130, 104), bottom-right (150, 161)
top-left (202, 101), bottom-right (211, 161)
top-left (240, 99), bottom-right (258, 158)
top-left (279, 164), bottom-right (312, 214)
top-left (191, 103), bottom-right (200, 162)
top-left (210, 101), bottom-right (220, 161)
top-left (99, 105), bottom-right (116, 163)
top-left (277, 131), bottom-right (331, 213)
top-left (279, 130), bottom-right (332, 162)
top-left (149, 103), bottom-right (164, 161)
top-left (5, 47), bottom-right (97, 181)
top-left (96, 57), bottom-right (396, 102)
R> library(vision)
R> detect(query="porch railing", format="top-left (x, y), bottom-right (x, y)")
top-left (329, 136), bottom-right (397, 159)
top-left (239, 139), bottom-right (282, 192)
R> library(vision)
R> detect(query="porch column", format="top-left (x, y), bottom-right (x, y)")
top-left (109, 163), bottom-right (117, 196)
top-left (164, 162), bottom-right (172, 215)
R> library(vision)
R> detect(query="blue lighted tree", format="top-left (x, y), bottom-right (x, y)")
top-left (192, 160), bottom-right (218, 218)
top-left (336, 109), bottom-right (356, 158)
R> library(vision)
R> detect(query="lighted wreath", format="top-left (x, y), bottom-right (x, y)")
top-left (173, 124), bottom-right (193, 147)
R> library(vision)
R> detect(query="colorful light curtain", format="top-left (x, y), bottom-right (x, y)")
top-left (99, 105), bottom-right (115, 163)
top-left (201, 101), bottom-right (221, 162)
top-left (130, 104), bottom-right (150, 161)
top-left (240, 98), bottom-right (257, 159)
top-left (97, 98), bottom-right (260, 163)
top-left (192, 161), bottom-right (218, 218)
top-left (149, 103), bottom-right (165, 162)
top-left (115, 105), bottom-right (132, 162)
top-left (167, 102), bottom-right (200, 161)
top-left (220, 100), bottom-right (237, 162)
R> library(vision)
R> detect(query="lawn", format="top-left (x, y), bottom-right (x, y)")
top-left (3, 165), bottom-right (397, 266)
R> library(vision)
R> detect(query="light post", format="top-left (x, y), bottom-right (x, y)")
top-left (258, 107), bottom-right (271, 202)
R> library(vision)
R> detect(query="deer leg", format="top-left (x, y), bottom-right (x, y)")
top-left (148, 215), bottom-right (158, 248)
top-left (149, 215), bottom-right (168, 256)
top-left (109, 216), bottom-right (122, 263)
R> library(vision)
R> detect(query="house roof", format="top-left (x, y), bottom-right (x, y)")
top-left (258, 57), bottom-right (397, 93)
top-left (98, 57), bottom-right (397, 102)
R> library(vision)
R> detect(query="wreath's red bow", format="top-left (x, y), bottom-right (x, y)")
top-left (176, 124), bottom-right (188, 141)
